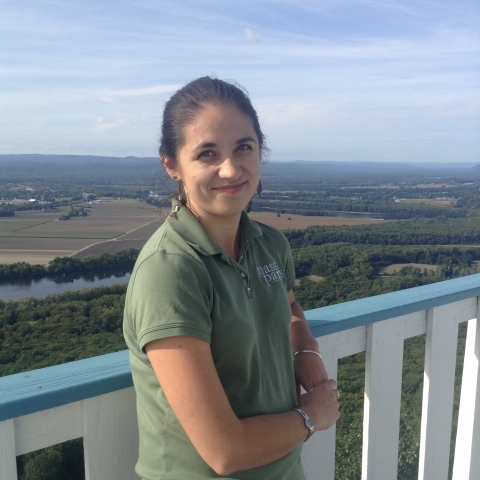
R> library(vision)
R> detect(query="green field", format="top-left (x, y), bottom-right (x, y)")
top-left (2, 231), bottom-right (124, 239)
top-left (0, 219), bottom-right (54, 233)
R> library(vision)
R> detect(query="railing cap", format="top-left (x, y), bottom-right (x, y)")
top-left (305, 273), bottom-right (480, 336)
top-left (0, 350), bottom-right (132, 421)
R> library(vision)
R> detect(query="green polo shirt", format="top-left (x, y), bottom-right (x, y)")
top-left (123, 205), bottom-right (303, 480)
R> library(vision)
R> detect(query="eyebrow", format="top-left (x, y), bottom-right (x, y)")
top-left (236, 136), bottom-right (257, 145)
top-left (192, 136), bottom-right (257, 153)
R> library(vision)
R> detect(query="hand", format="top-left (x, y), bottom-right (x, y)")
top-left (298, 379), bottom-right (340, 432)
top-left (294, 351), bottom-right (328, 394)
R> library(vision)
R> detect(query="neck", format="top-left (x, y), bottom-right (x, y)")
top-left (198, 212), bottom-right (242, 260)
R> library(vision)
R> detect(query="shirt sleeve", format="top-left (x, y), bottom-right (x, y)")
top-left (126, 250), bottom-right (213, 351)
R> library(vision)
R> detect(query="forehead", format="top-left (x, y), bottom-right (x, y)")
top-left (182, 103), bottom-right (257, 144)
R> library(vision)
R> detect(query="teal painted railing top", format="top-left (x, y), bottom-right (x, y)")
top-left (0, 350), bottom-right (131, 421)
top-left (305, 273), bottom-right (480, 337)
top-left (1, 274), bottom-right (479, 422)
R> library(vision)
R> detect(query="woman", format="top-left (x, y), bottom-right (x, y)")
top-left (123, 77), bottom-right (339, 480)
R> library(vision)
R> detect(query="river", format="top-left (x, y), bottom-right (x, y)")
top-left (0, 271), bottom-right (131, 301)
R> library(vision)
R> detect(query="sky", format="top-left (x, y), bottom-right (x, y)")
top-left (1, 0), bottom-right (479, 162)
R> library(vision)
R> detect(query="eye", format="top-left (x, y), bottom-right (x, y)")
top-left (198, 150), bottom-right (215, 159)
top-left (235, 144), bottom-right (253, 153)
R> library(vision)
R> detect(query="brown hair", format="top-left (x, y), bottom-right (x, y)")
top-left (159, 76), bottom-right (268, 167)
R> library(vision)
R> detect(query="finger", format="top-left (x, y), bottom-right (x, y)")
top-left (321, 379), bottom-right (337, 390)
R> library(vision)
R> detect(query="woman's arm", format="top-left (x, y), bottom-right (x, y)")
top-left (146, 336), bottom-right (339, 476)
top-left (288, 289), bottom-right (329, 392)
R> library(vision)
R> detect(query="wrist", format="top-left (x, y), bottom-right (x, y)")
top-left (292, 340), bottom-right (319, 353)
top-left (294, 349), bottom-right (322, 360)
top-left (293, 407), bottom-right (315, 441)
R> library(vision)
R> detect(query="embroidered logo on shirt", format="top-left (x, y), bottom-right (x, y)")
top-left (257, 263), bottom-right (285, 286)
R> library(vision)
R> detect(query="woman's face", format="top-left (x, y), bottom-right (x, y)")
top-left (167, 102), bottom-right (261, 223)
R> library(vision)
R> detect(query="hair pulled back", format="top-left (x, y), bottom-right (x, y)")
top-left (159, 77), bottom-right (267, 165)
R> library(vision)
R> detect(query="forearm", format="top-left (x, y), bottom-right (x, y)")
top-left (217, 409), bottom-right (308, 475)
top-left (289, 292), bottom-right (329, 391)
top-left (290, 300), bottom-right (319, 353)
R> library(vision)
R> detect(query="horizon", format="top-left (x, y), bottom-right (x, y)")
top-left (1, 0), bottom-right (479, 163)
top-left (1, 153), bottom-right (479, 170)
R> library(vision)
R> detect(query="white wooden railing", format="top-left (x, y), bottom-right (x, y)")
top-left (1, 274), bottom-right (479, 480)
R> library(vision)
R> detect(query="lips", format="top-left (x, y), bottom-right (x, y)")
top-left (214, 182), bottom-right (246, 194)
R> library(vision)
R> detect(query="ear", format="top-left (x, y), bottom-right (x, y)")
top-left (160, 155), bottom-right (179, 181)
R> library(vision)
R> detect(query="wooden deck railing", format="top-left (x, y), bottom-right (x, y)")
top-left (1, 273), bottom-right (479, 480)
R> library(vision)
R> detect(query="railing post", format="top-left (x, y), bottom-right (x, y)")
top-left (83, 388), bottom-right (139, 480)
top-left (418, 303), bottom-right (459, 480)
top-left (452, 304), bottom-right (480, 480)
top-left (302, 334), bottom-right (338, 480)
top-left (361, 316), bottom-right (405, 480)
top-left (0, 419), bottom-right (18, 480)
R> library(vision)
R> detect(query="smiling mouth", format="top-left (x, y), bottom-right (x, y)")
top-left (214, 182), bottom-right (246, 193)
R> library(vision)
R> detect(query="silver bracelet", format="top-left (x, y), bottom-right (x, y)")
top-left (293, 407), bottom-right (315, 441)
top-left (293, 349), bottom-right (322, 360)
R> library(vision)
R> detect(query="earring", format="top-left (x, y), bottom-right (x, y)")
top-left (168, 178), bottom-right (183, 218)
top-left (257, 179), bottom-right (263, 198)
top-left (169, 204), bottom-right (180, 218)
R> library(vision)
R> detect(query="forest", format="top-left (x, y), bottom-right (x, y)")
top-left (1, 155), bottom-right (479, 479)
top-left (0, 249), bottom-right (139, 281)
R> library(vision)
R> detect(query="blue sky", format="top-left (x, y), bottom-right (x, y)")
top-left (1, 0), bottom-right (479, 162)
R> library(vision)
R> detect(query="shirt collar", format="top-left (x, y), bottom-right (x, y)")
top-left (166, 201), bottom-right (263, 257)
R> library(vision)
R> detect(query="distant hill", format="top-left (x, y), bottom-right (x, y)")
top-left (1, 154), bottom-right (479, 185)
top-left (0, 154), bottom-right (158, 163)
top-left (0, 154), bottom-right (160, 184)
top-left (0, 154), bottom-right (159, 169)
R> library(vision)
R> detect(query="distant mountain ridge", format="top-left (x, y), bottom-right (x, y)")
top-left (0, 154), bottom-right (159, 164)
top-left (1, 155), bottom-right (479, 185)
top-left (1, 154), bottom-right (477, 169)
top-left (0, 154), bottom-right (161, 184)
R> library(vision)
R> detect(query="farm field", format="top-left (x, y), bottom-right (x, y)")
top-left (248, 212), bottom-right (386, 229)
top-left (378, 263), bottom-right (439, 276)
top-left (72, 218), bottom-right (165, 259)
top-left (395, 198), bottom-right (456, 205)
top-left (0, 219), bottom-right (57, 233)
top-left (0, 200), bottom-right (162, 264)
top-left (0, 206), bottom-right (389, 265)
top-left (0, 249), bottom-right (77, 265)
top-left (294, 274), bottom-right (324, 286)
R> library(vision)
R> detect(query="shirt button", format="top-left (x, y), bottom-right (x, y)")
top-left (241, 273), bottom-right (246, 277)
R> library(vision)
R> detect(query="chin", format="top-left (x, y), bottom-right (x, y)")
top-left (211, 201), bottom-right (249, 218)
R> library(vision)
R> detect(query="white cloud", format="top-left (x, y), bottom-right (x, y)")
top-left (93, 117), bottom-right (127, 133)
top-left (101, 85), bottom-right (182, 98)
top-left (96, 85), bottom-right (181, 103)
top-left (244, 28), bottom-right (262, 43)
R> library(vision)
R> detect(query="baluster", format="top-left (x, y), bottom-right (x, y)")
top-left (418, 303), bottom-right (459, 480)
top-left (361, 316), bottom-right (405, 480)
top-left (302, 333), bottom-right (338, 480)
top-left (83, 388), bottom-right (139, 480)
top-left (0, 419), bottom-right (18, 480)
top-left (452, 310), bottom-right (480, 480)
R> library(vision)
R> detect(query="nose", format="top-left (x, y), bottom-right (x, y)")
top-left (218, 156), bottom-right (241, 180)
